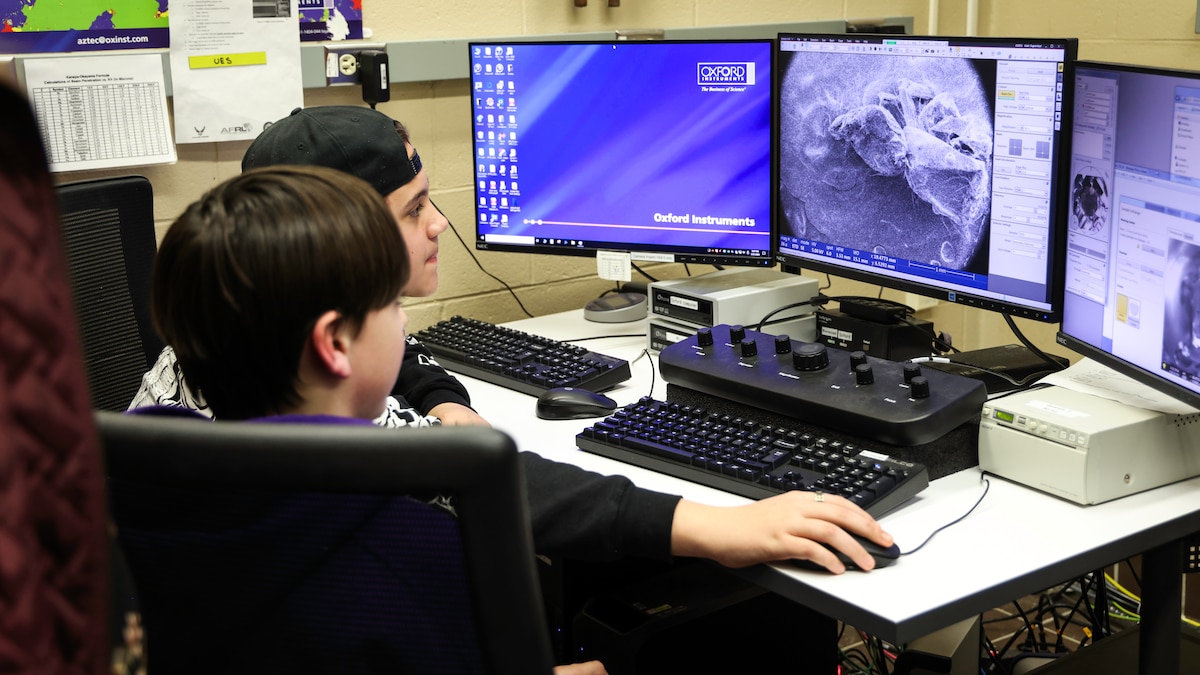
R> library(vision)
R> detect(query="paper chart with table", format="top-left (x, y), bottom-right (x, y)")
top-left (22, 53), bottom-right (176, 173)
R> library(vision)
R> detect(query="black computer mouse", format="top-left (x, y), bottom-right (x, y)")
top-left (536, 387), bottom-right (618, 420)
top-left (792, 534), bottom-right (902, 573)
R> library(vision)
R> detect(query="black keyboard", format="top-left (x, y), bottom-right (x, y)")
top-left (414, 316), bottom-right (632, 396)
top-left (576, 397), bottom-right (929, 517)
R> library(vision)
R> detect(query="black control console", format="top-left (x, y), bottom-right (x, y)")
top-left (657, 324), bottom-right (987, 446)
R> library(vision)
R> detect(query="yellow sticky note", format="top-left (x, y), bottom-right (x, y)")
top-left (189, 52), bottom-right (268, 69)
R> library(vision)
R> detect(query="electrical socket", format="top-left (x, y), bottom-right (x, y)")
top-left (324, 43), bottom-right (386, 86)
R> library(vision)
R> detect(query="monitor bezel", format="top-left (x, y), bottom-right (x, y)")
top-left (468, 38), bottom-right (778, 269)
top-left (1056, 59), bottom-right (1200, 412)
top-left (773, 33), bottom-right (1079, 322)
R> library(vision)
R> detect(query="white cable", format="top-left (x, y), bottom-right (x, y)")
top-left (907, 356), bottom-right (952, 364)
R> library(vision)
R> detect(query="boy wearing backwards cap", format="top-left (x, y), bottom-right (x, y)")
top-left (133, 106), bottom-right (483, 427)
top-left (146, 165), bottom-right (891, 672)
top-left (136, 108), bottom-right (893, 575)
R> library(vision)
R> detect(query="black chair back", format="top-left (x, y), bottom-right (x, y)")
top-left (56, 176), bottom-right (163, 411)
top-left (100, 411), bottom-right (554, 675)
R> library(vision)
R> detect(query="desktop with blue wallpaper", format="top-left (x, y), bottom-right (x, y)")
top-left (470, 40), bottom-right (774, 265)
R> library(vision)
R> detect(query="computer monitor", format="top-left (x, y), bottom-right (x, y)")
top-left (1057, 61), bottom-right (1200, 410)
top-left (469, 39), bottom-right (775, 267)
top-left (775, 34), bottom-right (1077, 321)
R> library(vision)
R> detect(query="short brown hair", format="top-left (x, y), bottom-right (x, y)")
top-left (152, 166), bottom-right (410, 420)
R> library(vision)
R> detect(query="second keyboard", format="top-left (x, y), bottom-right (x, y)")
top-left (576, 397), bottom-right (929, 517)
top-left (415, 316), bottom-right (632, 396)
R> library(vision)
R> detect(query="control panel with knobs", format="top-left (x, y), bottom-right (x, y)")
top-left (658, 324), bottom-right (986, 446)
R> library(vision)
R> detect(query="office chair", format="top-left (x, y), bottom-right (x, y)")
top-left (0, 82), bottom-right (110, 673)
top-left (55, 175), bottom-right (164, 411)
top-left (99, 411), bottom-right (555, 675)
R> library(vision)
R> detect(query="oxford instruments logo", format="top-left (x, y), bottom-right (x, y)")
top-left (697, 62), bottom-right (755, 86)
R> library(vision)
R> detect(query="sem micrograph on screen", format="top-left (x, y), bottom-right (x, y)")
top-left (779, 52), bottom-right (995, 273)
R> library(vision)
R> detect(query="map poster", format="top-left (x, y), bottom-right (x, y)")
top-left (299, 0), bottom-right (362, 41)
top-left (0, 1), bottom-right (169, 54)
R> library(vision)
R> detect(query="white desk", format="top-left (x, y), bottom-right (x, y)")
top-left (461, 310), bottom-right (1200, 674)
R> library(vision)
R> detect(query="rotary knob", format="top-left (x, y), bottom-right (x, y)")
top-left (854, 363), bottom-right (874, 385)
top-left (740, 338), bottom-right (758, 358)
top-left (849, 350), bottom-right (869, 370)
top-left (728, 324), bottom-right (746, 342)
top-left (696, 328), bottom-right (714, 347)
top-left (792, 342), bottom-right (829, 371)
top-left (774, 335), bottom-right (792, 354)
top-left (903, 363), bottom-right (922, 383)
top-left (909, 375), bottom-right (931, 399)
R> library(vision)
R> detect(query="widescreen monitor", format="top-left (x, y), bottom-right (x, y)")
top-left (469, 40), bottom-right (775, 267)
top-left (1057, 61), bottom-right (1200, 410)
top-left (775, 34), bottom-right (1077, 321)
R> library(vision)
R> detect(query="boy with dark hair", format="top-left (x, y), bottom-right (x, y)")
top-left (152, 164), bottom-right (411, 423)
top-left (133, 105), bottom-right (481, 426)
top-left (148, 163), bottom-right (895, 673)
top-left (153, 165), bottom-right (893, 578)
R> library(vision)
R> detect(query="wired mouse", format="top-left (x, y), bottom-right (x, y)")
top-left (792, 534), bottom-right (902, 572)
top-left (536, 387), bottom-right (618, 420)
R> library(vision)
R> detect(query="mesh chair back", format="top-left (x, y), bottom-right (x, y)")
top-left (56, 176), bottom-right (163, 411)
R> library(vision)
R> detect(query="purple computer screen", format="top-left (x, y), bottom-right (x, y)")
top-left (470, 41), bottom-right (774, 264)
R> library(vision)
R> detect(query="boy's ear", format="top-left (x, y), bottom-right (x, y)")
top-left (310, 310), bottom-right (353, 378)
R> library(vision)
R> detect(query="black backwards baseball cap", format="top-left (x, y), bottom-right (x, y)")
top-left (242, 106), bottom-right (422, 198)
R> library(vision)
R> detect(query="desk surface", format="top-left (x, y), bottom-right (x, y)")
top-left (464, 310), bottom-right (1200, 645)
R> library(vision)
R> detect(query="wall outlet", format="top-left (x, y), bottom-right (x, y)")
top-left (338, 53), bottom-right (357, 76)
top-left (324, 43), bottom-right (386, 86)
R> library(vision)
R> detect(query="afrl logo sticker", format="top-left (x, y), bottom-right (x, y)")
top-left (697, 62), bottom-right (755, 86)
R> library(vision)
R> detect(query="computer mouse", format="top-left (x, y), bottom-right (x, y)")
top-left (792, 534), bottom-right (902, 573)
top-left (536, 387), bottom-right (618, 420)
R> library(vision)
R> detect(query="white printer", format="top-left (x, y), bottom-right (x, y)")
top-left (979, 385), bottom-right (1200, 505)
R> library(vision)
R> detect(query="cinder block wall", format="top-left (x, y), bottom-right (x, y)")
top-left (37, 0), bottom-right (1200, 343)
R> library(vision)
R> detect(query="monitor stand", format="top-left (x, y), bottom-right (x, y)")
top-left (583, 290), bottom-right (648, 323)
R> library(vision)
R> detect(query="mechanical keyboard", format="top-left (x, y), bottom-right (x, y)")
top-left (414, 316), bottom-right (633, 396)
top-left (576, 397), bottom-right (929, 517)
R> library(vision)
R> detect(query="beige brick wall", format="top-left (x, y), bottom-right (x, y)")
top-left (25, 0), bottom-right (1200, 347)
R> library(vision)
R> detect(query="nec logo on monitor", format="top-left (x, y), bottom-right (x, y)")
top-left (697, 62), bottom-right (755, 86)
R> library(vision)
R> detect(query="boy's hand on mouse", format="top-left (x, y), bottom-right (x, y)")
top-left (428, 402), bottom-right (491, 427)
top-left (669, 491), bottom-right (893, 574)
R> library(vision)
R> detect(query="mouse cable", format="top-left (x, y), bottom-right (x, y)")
top-left (900, 475), bottom-right (991, 556)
